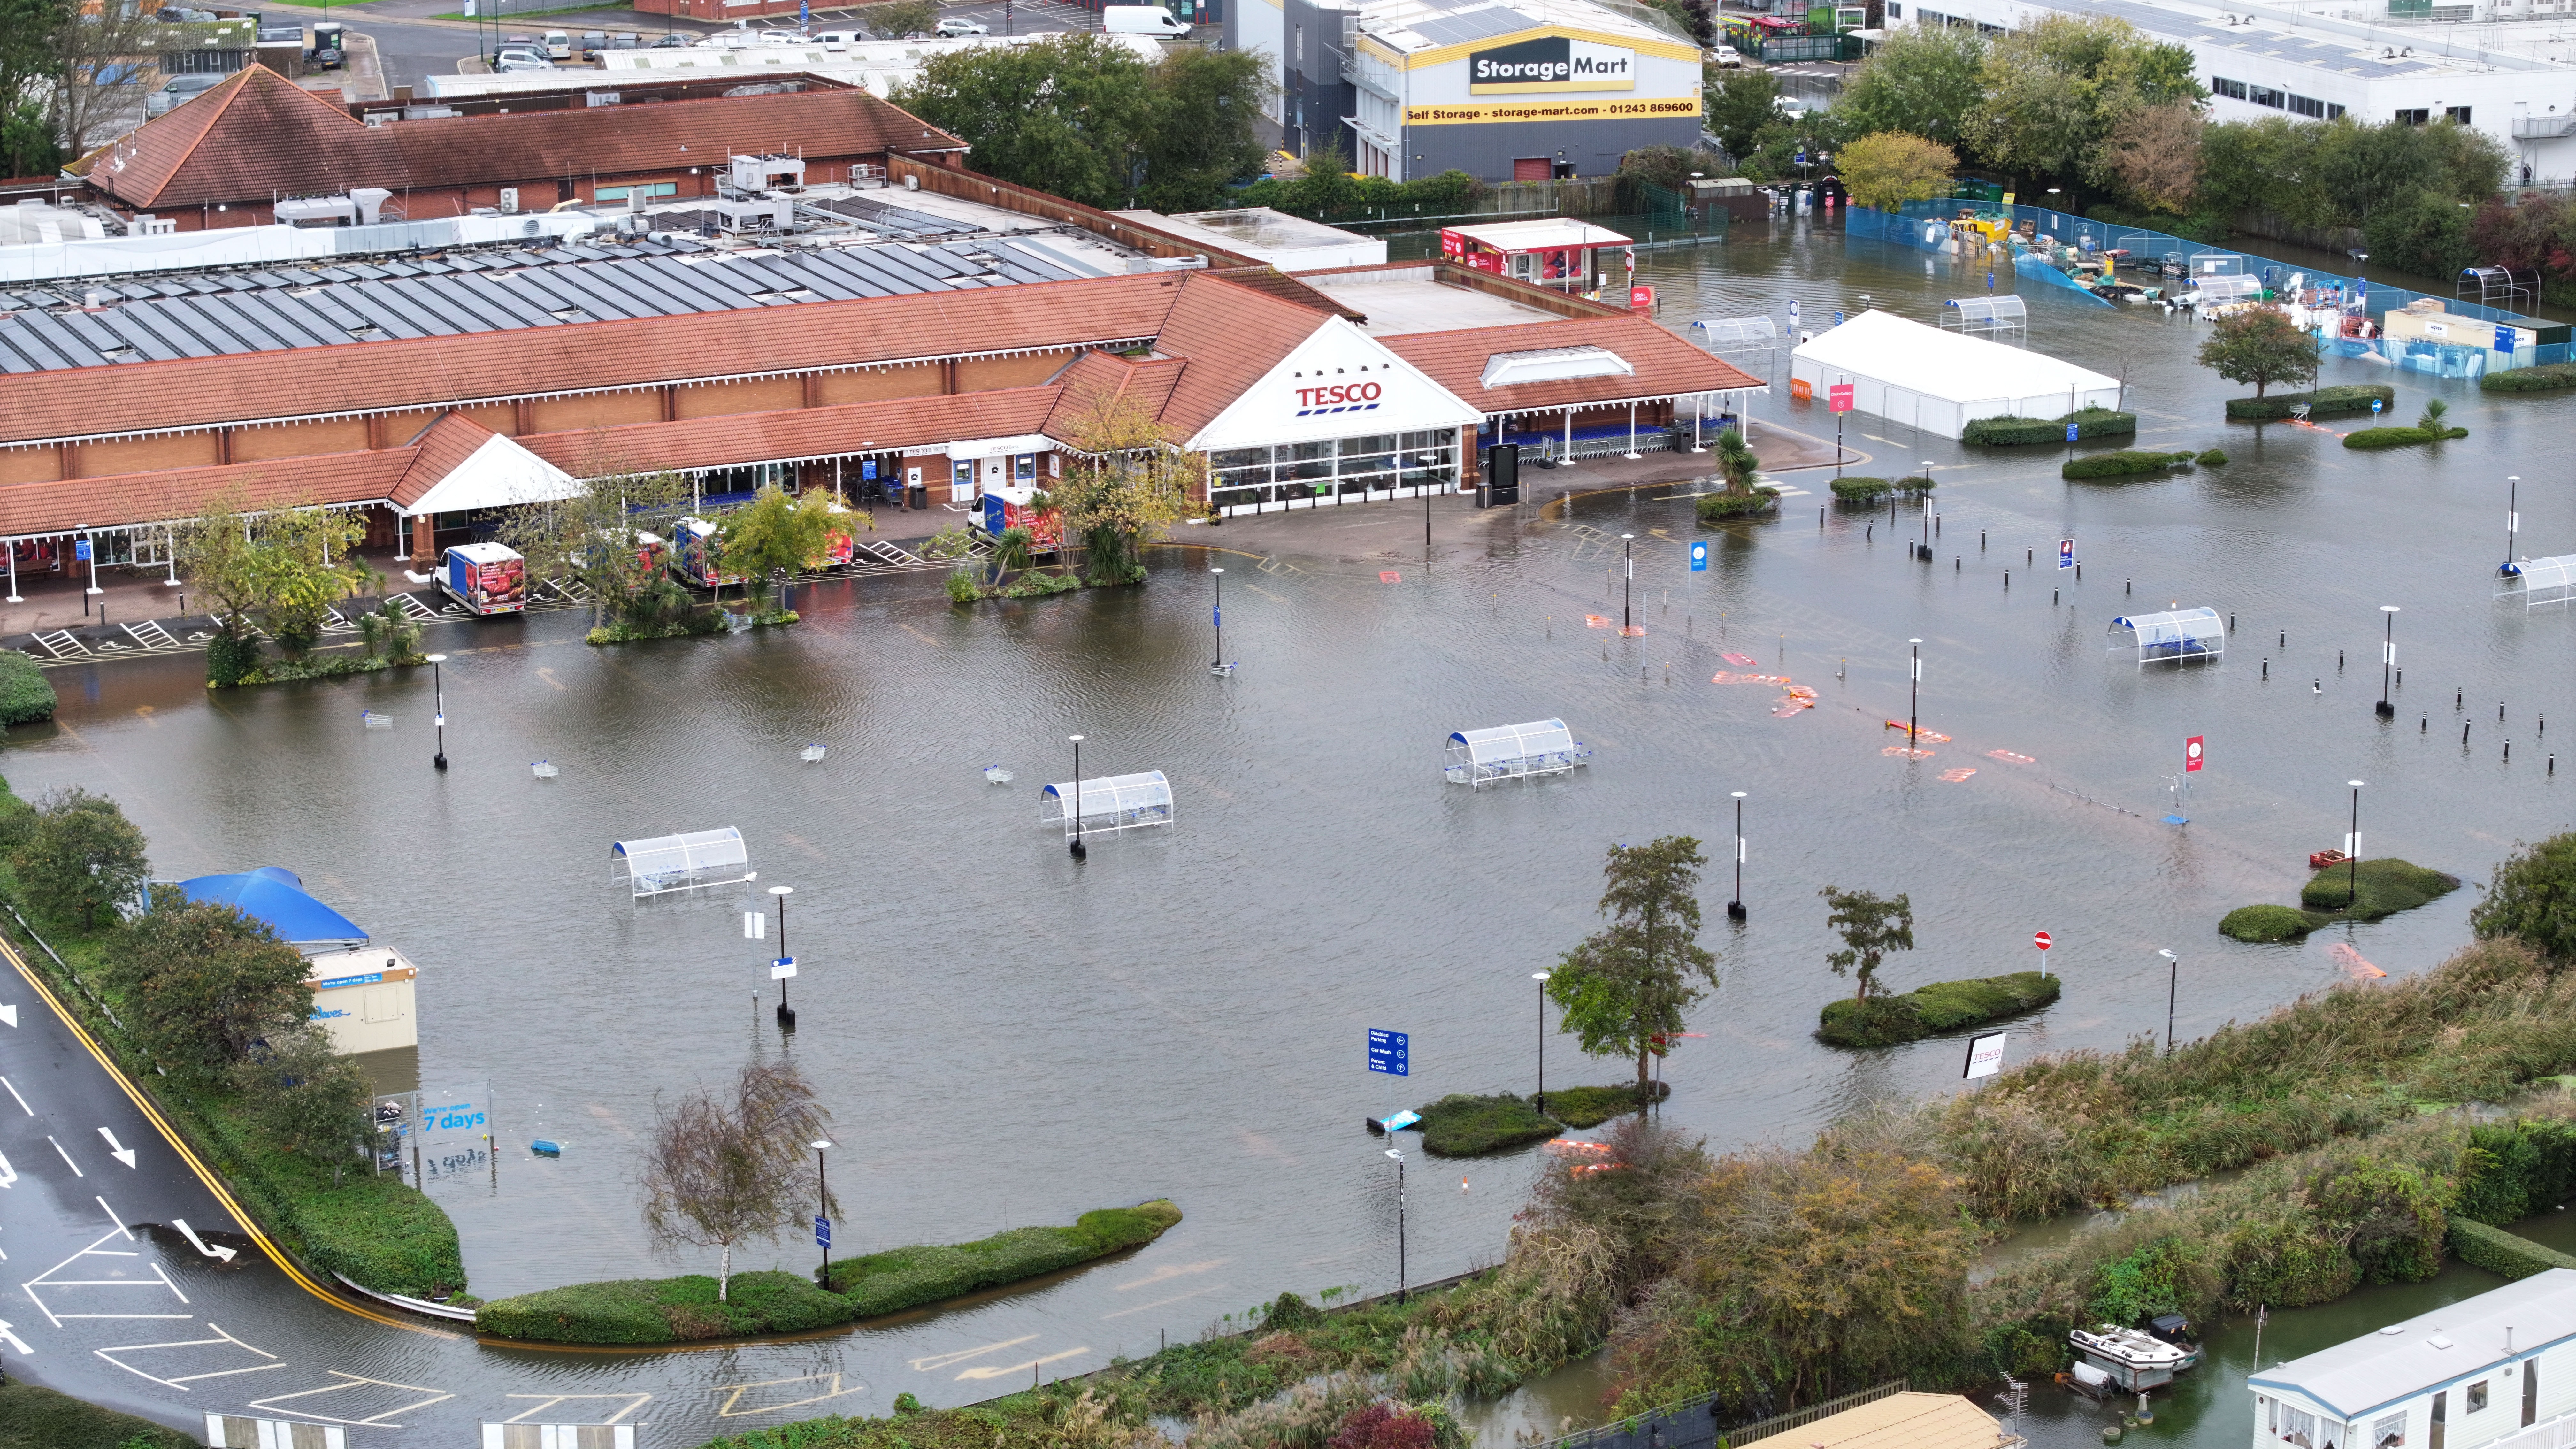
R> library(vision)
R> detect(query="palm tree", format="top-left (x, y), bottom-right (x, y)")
top-left (988, 525), bottom-right (1032, 589)
top-left (1713, 427), bottom-right (1760, 495)
top-left (2417, 397), bottom-right (2450, 436)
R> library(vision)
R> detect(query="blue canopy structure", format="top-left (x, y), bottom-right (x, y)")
top-left (178, 866), bottom-right (368, 949)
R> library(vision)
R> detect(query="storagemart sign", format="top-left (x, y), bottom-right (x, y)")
top-left (1468, 34), bottom-right (1636, 93)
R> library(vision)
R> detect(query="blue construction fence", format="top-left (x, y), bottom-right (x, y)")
top-left (1845, 199), bottom-right (2573, 377)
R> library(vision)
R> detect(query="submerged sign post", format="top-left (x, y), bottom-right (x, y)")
top-left (1690, 540), bottom-right (1708, 572)
top-left (1827, 383), bottom-right (1853, 413)
top-left (1963, 1031), bottom-right (2009, 1080)
top-left (2058, 538), bottom-right (2076, 570)
top-left (2185, 735), bottom-right (2205, 772)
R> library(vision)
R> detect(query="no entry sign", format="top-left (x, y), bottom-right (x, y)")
top-left (2186, 735), bottom-right (2205, 773)
top-left (2034, 931), bottom-right (2052, 952)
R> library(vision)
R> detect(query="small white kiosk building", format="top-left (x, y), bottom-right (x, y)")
top-left (2250, 1268), bottom-right (2576, 1449)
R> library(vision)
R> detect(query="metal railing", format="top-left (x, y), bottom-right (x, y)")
top-left (1545, 1380), bottom-right (1909, 1449)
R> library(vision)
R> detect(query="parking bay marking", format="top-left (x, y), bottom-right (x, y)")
top-left (96, 1323), bottom-right (284, 1390)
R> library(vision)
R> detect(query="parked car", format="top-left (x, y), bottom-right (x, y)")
top-left (153, 6), bottom-right (221, 19)
top-left (604, 31), bottom-right (642, 48)
top-left (1709, 42), bottom-right (1742, 66)
top-left (811, 27), bottom-right (870, 45)
top-left (494, 56), bottom-right (556, 71)
top-left (649, 31), bottom-right (690, 46)
top-left (144, 72), bottom-right (223, 116)
top-left (579, 30), bottom-right (608, 58)
top-left (1102, 5), bottom-right (1188, 34)
top-left (541, 30), bottom-right (572, 57)
top-left (932, 17), bottom-right (988, 35)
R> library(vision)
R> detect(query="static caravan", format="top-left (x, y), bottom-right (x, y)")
top-left (2251, 1269), bottom-right (2576, 1449)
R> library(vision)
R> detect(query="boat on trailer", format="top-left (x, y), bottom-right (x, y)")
top-left (2069, 1320), bottom-right (2199, 1392)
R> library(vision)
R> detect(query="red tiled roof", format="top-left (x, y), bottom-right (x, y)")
top-left (0, 448), bottom-right (415, 538)
top-left (1148, 272), bottom-right (1330, 439)
top-left (0, 272), bottom-right (1190, 447)
top-left (1383, 316), bottom-right (1765, 415)
top-left (516, 388), bottom-right (1063, 478)
top-left (1042, 351), bottom-right (1189, 442)
top-left (77, 65), bottom-right (965, 211)
top-left (390, 412), bottom-right (503, 509)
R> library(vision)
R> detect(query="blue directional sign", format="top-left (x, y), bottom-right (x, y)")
top-left (2066, 422), bottom-right (2080, 442)
top-left (1690, 541), bottom-right (1709, 573)
top-left (814, 1216), bottom-right (831, 1249)
top-left (2058, 538), bottom-right (2076, 571)
top-left (2498, 326), bottom-right (2519, 354)
top-left (2372, 398), bottom-right (2384, 415)
top-left (1367, 1028), bottom-right (1409, 1076)
top-left (74, 539), bottom-right (91, 562)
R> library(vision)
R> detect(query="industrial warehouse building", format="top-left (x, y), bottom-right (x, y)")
top-left (0, 81), bottom-right (1756, 557)
top-left (1232, 0), bottom-right (1708, 179)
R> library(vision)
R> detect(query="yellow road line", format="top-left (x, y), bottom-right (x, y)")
top-left (0, 936), bottom-right (451, 1338)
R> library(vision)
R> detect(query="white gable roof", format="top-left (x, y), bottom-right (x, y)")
top-left (402, 433), bottom-right (581, 518)
top-left (2251, 1269), bottom-right (2576, 1419)
top-left (1185, 315), bottom-right (1482, 453)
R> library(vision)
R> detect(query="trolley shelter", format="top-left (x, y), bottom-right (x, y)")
top-left (2505, 554), bottom-right (2576, 608)
top-left (1041, 771), bottom-right (1173, 839)
top-left (2188, 275), bottom-right (2263, 306)
top-left (1443, 718), bottom-right (1592, 786)
top-left (611, 827), bottom-right (752, 897)
top-left (1941, 295), bottom-right (2028, 338)
top-left (2107, 608), bottom-right (2226, 666)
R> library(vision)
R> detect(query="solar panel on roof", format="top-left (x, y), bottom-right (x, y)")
top-left (230, 291), bottom-right (334, 348)
top-left (95, 310), bottom-right (183, 362)
top-left (3, 314), bottom-right (87, 370)
top-left (163, 296), bottom-right (264, 354)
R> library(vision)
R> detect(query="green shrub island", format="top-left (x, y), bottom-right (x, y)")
top-left (2482, 362), bottom-right (2576, 394)
top-left (1816, 971), bottom-right (2062, 1048)
top-left (2224, 383), bottom-right (2396, 420)
top-left (2220, 858), bottom-right (2459, 941)
top-left (0, 649), bottom-right (56, 725)
top-left (1695, 487), bottom-right (1782, 522)
top-left (2197, 448), bottom-right (2228, 465)
top-left (2347, 423), bottom-right (2471, 450)
top-left (1411, 1094), bottom-right (1560, 1156)
top-left (0, 1381), bottom-right (199, 1449)
top-left (2063, 449), bottom-right (2197, 480)
top-left (479, 1201), bottom-right (1183, 1344)
top-left (2220, 903), bottom-right (2319, 943)
top-left (1961, 408), bottom-right (2137, 447)
top-left (1537, 1081), bottom-right (1667, 1128)
top-left (1828, 476), bottom-right (1935, 504)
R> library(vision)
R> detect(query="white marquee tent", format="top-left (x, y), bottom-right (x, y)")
top-left (1787, 310), bottom-right (2122, 440)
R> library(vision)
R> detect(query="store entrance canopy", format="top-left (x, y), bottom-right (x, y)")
top-left (1787, 310), bottom-right (2120, 440)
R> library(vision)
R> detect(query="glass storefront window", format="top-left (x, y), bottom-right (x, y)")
top-left (1208, 430), bottom-right (1461, 511)
top-left (1284, 441), bottom-right (1334, 480)
top-left (1210, 448), bottom-right (1270, 470)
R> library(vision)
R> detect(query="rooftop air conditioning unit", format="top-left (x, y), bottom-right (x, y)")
top-left (497, 186), bottom-right (520, 214)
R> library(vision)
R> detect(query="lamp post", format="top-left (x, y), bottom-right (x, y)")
top-left (426, 653), bottom-right (448, 771)
top-left (1532, 971), bottom-right (1551, 1111)
top-left (1727, 791), bottom-right (1747, 921)
top-left (1421, 453), bottom-right (1440, 561)
top-left (2347, 780), bottom-right (2365, 907)
top-left (1209, 567), bottom-right (1226, 675)
top-left (1907, 638), bottom-right (1923, 747)
top-left (1385, 1146), bottom-right (1407, 1302)
top-left (1068, 735), bottom-right (1086, 861)
top-left (770, 884), bottom-right (794, 1026)
top-left (1621, 534), bottom-right (1634, 633)
top-left (2505, 475), bottom-right (2522, 575)
top-left (2159, 948), bottom-right (2178, 1054)
top-left (812, 1139), bottom-right (832, 1286)
top-left (2376, 607), bottom-right (2399, 718)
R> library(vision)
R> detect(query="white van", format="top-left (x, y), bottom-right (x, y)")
top-left (811, 28), bottom-right (865, 47)
top-left (1103, 4), bottom-right (1191, 35)
top-left (541, 28), bottom-right (572, 57)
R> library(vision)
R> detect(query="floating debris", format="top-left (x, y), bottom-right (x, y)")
top-left (362, 711), bottom-right (394, 730)
top-left (530, 761), bottom-right (559, 779)
top-left (801, 744), bottom-right (828, 763)
top-left (983, 766), bottom-right (1014, 785)
top-left (530, 1139), bottom-right (563, 1158)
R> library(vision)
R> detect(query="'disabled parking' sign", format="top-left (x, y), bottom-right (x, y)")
top-left (1367, 1029), bottom-right (1409, 1076)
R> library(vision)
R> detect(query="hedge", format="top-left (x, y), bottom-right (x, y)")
top-left (2225, 383), bottom-right (2396, 420)
top-left (1962, 408), bottom-right (2137, 446)
top-left (2346, 424), bottom-right (2469, 450)
top-left (2482, 362), bottom-right (2576, 394)
top-left (2448, 1218), bottom-right (2576, 1280)
top-left (0, 1382), bottom-right (198, 1449)
top-left (1410, 1092), bottom-right (1558, 1156)
top-left (191, 1082), bottom-right (466, 1299)
top-left (2454, 1118), bottom-right (2576, 1225)
top-left (1829, 476), bottom-right (1934, 503)
top-left (2219, 903), bottom-right (2318, 943)
top-left (1817, 971), bottom-right (2061, 1048)
top-left (2063, 450), bottom-right (2191, 480)
top-left (2297, 858), bottom-right (2459, 921)
top-left (1541, 1081), bottom-right (1667, 1128)
top-left (0, 649), bottom-right (55, 725)
top-left (1696, 487), bottom-right (1780, 522)
top-left (478, 1201), bottom-right (1183, 1343)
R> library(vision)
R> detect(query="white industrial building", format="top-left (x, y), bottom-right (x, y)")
top-left (1897, 0), bottom-right (2576, 185)
top-left (2251, 1269), bottom-right (2576, 1449)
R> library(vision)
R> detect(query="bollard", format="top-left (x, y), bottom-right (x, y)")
top-left (1820, 508), bottom-right (1826, 528)
top-left (2339, 650), bottom-right (2345, 670)
top-left (1956, 557), bottom-right (1961, 571)
top-left (2423, 716), bottom-right (2429, 732)
top-left (2128, 579), bottom-right (2134, 595)
top-left (1936, 515), bottom-right (1942, 536)
top-left (2281, 631), bottom-right (2288, 648)
top-left (2458, 687), bottom-right (2465, 710)
top-left (2054, 588), bottom-right (2060, 605)
top-left (1981, 530), bottom-right (1987, 550)
top-left (1867, 525), bottom-right (1873, 540)
top-left (2502, 701), bottom-right (2508, 721)
top-left (2466, 721), bottom-right (2474, 746)
top-left (2004, 570), bottom-right (2010, 590)
top-left (2262, 659), bottom-right (2269, 679)
top-left (2028, 547), bottom-right (2034, 564)
top-left (2076, 563), bottom-right (2082, 580)
top-left (2229, 613), bottom-right (2235, 630)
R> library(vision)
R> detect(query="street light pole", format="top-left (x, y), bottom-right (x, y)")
top-left (2377, 607), bottom-right (2399, 718)
top-left (1532, 971), bottom-right (1551, 1112)
top-left (2348, 780), bottom-right (2366, 907)
top-left (1385, 1146), bottom-right (1407, 1302)
top-left (1069, 735), bottom-right (1086, 861)
top-left (2159, 949), bottom-right (2178, 1054)
top-left (1622, 534), bottom-right (1634, 633)
top-left (1209, 567), bottom-right (1227, 675)
top-left (1727, 791), bottom-right (1747, 921)
top-left (426, 653), bottom-right (448, 771)
top-left (812, 1139), bottom-right (832, 1286)
top-left (2505, 475), bottom-right (2522, 575)
top-left (770, 884), bottom-right (794, 1026)
top-left (1908, 638), bottom-right (1923, 746)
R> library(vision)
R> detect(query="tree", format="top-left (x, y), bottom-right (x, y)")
top-left (1834, 24), bottom-right (1987, 150)
top-left (2472, 832), bottom-right (2576, 965)
top-left (176, 496), bottom-right (372, 679)
top-left (1136, 47), bottom-right (1269, 212)
top-left (864, 0), bottom-right (936, 36)
top-left (718, 485), bottom-right (843, 613)
top-left (17, 787), bottom-right (148, 932)
top-left (1711, 426), bottom-right (1758, 496)
top-left (1547, 837), bottom-right (1720, 1092)
top-left (491, 467), bottom-right (703, 633)
top-left (1704, 66), bottom-right (1781, 160)
top-left (2365, 188), bottom-right (2480, 283)
top-left (0, 0), bottom-right (62, 176)
top-left (1819, 885), bottom-right (1913, 1002)
top-left (1836, 131), bottom-right (1957, 211)
top-left (1054, 388), bottom-right (1204, 586)
top-left (641, 1060), bottom-right (833, 1301)
top-left (101, 886), bottom-right (313, 1075)
top-left (232, 1022), bottom-right (375, 1184)
top-left (2195, 306), bottom-right (2318, 399)
top-left (1965, 14), bottom-right (2201, 188)
top-left (2100, 103), bottom-right (2203, 214)
top-left (895, 34), bottom-right (1156, 208)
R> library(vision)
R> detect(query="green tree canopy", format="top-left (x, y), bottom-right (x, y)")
top-left (1548, 836), bottom-right (1720, 1091)
top-left (1135, 46), bottom-right (1269, 212)
top-left (2195, 306), bottom-right (2319, 399)
top-left (16, 787), bottom-right (147, 932)
top-left (1820, 885), bottom-right (1914, 1002)
top-left (718, 485), bottom-right (844, 610)
top-left (1837, 131), bottom-right (1959, 211)
top-left (102, 886), bottom-right (312, 1075)
top-left (1704, 65), bottom-right (1782, 160)
top-left (1833, 23), bottom-right (1987, 151)
top-left (1964, 14), bottom-right (2201, 187)
top-left (176, 497), bottom-right (372, 672)
top-left (1053, 388), bottom-right (1205, 585)
top-left (2472, 832), bottom-right (2576, 965)
top-left (233, 1022), bottom-right (376, 1184)
top-left (895, 34), bottom-right (1157, 208)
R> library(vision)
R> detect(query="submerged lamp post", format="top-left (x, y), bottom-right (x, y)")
top-left (1532, 970), bottom-right (1551, 1112)
top-left (2505, 475), bottom-right (2522, 575)
top-left (1386, 1146), bottom-right (1408, 1303)
top-left (426, 653), bottom-right (448, 771)
top-left (1069, 734), bottom-right (1086, 861)
top-left (770, 884), bottom-right (794, 1026)
top-left (813, 1139), bottom-right (832, 1286)
top-left (1727, 791), bottom-right (1748, 920)
top-left (2377, 607), bottom-right (2399, 718)
top-left (1622, 534), bottom-right (1635, 633)
top-left (1421, 454), bottom-right (1441, 561)
top-left (2159, 948), bottom-right (2178, 1054)
top-left (1907, 638), bottom-right (1924, 746)
top-left (2347, 780), bottom-right (2366, 907)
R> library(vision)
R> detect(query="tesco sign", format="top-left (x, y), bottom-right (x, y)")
top-left (1295, 380), bottom-right (1383, 418)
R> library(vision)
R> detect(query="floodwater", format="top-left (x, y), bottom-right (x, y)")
top-left (5, 212), bottom-right (2573, 1445)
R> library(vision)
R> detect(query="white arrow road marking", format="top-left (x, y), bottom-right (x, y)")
top-left (0, 1150), bottom-right (15, 1188)
top-left (97, 1128), bottom-right (136, 1168)
top-left (172, 1220), bottom-right (236, 1264)
top-left (0, 1318), bottom-right (30, 1354)
top-left (46, 1135), bottom-right (81, 1177)
top-left (0, 1076), bottom-right (31, 1113)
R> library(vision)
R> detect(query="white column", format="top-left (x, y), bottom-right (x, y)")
top-left (1624, 402), bottom-right (1641, 460)
top-left (1562, 409), bottom-right (1575, 468)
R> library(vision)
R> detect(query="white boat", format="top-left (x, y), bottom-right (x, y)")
top-left (2069, 1324), bottom-right (2196, 1392)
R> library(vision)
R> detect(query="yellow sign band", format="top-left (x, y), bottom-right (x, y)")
top-left (1403, 97), bottom-right (1699, 125)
